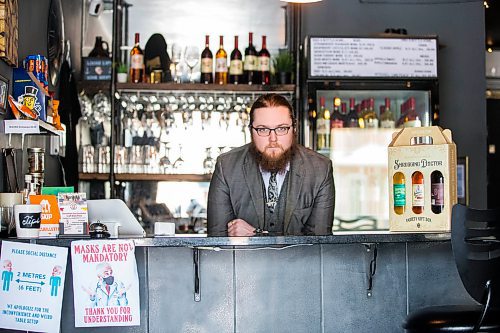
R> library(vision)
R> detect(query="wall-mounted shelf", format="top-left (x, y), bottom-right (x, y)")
top-left (1, 119), bottom-right (64, 136)
top-left (116, 83), bottom-right (295, 93)
top-left (79, 173), bottom-right (212, 182)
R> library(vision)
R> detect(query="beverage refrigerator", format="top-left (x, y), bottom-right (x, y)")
top-left (302, 35), bottom-right (439, 230)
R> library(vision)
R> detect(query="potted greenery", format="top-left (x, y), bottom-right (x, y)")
top-left (116, 63), bottom-right (128, 83)
top-left (273, 52), bottom-right (294, 84)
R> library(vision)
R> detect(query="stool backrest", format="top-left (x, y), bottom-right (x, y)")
top-left (451, 204), bottom-right (500, 306)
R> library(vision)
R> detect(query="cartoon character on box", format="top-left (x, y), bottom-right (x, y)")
top-left (18, 86), bottom-right (42, 116)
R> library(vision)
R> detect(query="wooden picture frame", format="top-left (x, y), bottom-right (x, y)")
top-left (0, 0), bottom-right (19, 67)
top-left (0, 73), bottom-right (7, 113)
top-left (457, 156), bottom-right (469, 206)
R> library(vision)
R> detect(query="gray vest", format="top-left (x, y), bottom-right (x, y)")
top-left (263, 172), bottom-right (290, 235)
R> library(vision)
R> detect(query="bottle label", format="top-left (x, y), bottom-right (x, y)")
top-left (229, 59), bottom-right (243, 75)
top-left (130, 54), bottom-right (143, 69)
top-left (431, 183), bottom-right (444, 205)
top-left (381, 120), bottom-right (395, 128)
top-left (258, 56), bottom-right (270, 71)
top-left (394, 184), bottom-right (406, 207)
top-left (317, 119), bottom-right (329, 135)
top-left (365, 118), bottom-right (379, 128)
top-left (244, 55), bottom-right (257, 71)
top-left (412, 184), bottom-right (424, 206)
top-left (201, 58), bottom-right (213, 73)
top-left (215, 58), bottom-right (228, 73)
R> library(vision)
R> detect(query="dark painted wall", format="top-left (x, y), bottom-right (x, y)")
top-left (0, 0), bottom-right (82, 192)
top-left (1, 1), bottom-right (487, 208)
top-left (302, 0), bottom-right (487, 208)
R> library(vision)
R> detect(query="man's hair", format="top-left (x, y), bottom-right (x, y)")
top-left (249, 93), bottom-right (296, 127)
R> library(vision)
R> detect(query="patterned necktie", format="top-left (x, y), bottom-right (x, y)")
top-left (267, 172), bottom-right (278, 213)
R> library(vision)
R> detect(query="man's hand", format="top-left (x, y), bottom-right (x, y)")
top-left (227, 219), bottom-right (255, 236)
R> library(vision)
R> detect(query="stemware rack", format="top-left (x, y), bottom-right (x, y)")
top-left (78, 83), bottom-right (295, 182)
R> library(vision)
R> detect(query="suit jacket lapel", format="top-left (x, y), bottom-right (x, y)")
top-left (243, 153), bottom-right (265, 229)
top-left (284, 150), bottom-right (304, 233)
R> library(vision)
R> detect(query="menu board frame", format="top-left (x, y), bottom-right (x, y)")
top-left (307, 35), bottom-right (439, 80)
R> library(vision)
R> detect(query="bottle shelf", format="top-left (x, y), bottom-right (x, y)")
top-left (116, 82), bottom-right (295, 93)
top-left (79, 172), bottom-right (212, 182)
top-left (1, 119), bottom-right (64, 136)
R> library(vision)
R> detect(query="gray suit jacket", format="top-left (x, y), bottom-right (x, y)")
top-left (207, 144), bottom-right (335, 236)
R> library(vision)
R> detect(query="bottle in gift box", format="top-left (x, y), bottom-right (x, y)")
top-left (412, 171), bottom-right (424, 214)
top-left (431, 171), bottom-right (444, 214)
top-left (393, 172), bottom-right (406, 215)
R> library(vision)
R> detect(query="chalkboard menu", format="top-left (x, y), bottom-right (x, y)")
top-left (82, 57), bottom-right (112, 81)
top-left (309, 37), bottom-right (438, 79)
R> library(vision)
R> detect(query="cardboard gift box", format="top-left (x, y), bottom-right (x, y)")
top-left (388, 126), bottom-right (457, 232)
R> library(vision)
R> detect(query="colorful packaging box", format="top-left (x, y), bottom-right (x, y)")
top-left (11, 68), bottom-right (48, 121)
top-left (29, 195), bottom-right (60, 238)
top-left (388, 126), bottom-right (457, 232)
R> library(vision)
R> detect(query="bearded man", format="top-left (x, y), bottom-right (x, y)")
top-left (207, 93), bottom-right (335, 236)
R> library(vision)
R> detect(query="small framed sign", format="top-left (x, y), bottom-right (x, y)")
top-left (82, 57), bottom-right (112, 81)
top-left (0, 74), bottom-right (8, 113)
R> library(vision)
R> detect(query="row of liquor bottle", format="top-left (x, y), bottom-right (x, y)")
top-left (315, 96), bottom-right (422, 150)
top-left (200, 33), bottom-right (270, 85)
top-left (393, 170), bottom-right (444, 215)
top-left (128, 32), bottom-right (272, 85)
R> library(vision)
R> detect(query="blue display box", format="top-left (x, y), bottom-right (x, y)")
top-left (11, 68), bottom-right (48, 121)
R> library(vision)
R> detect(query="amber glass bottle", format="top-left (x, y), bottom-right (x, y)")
top-left (412, 171), bottom-right (424, 214)
top-left (129, 33), bottom-right (144, 83)
top-left (215, 36), bottom-right (228, 85)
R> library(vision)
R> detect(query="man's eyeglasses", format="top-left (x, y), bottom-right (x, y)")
top-left (250, 125), bottom-right (293, 137)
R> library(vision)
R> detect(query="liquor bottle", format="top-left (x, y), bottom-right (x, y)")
top-left (412, 171), bottom-right (424, 214)
top-left (258, 35), bottom-right (271, 85)
top-left (316, 97), bottom-right (331, 150)
top-left (229, 36), bottom-right (243, 84)
top-left (380, 97), bottom-right (395, 128)
top-left (215, 36), bottom-right (228, 85)
top-left (244, 32), bottom-right (258, 84)
top-left (393, 172), bottom-right (406, 215)
top-left (200, 35), bottom-right (213, 84)
top-left (346, 97), bottom-right (359, 128)
top-left (363, 97), bottom-right (379, 128)
top-left (129, 33), bottom-right (144, 83)
top-left (431, 170), bottom-right (445, 214)
top-left (330, 97), bottom-right (344, 128)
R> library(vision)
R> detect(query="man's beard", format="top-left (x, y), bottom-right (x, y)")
top-left (250, 136), bottom-right (297, 173)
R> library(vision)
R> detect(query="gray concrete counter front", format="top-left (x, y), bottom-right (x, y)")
top-left (1, 233), bottom-right (475, 333)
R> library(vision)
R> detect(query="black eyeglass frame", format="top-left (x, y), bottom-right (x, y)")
top-left (249, 125), bottom-right (294, 137)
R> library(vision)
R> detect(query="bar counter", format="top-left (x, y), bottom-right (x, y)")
top-left (27, 231), bottom-right (451, 247)
top-left (1, 232), bottom-right (474, 333)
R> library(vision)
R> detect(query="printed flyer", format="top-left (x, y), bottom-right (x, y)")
top-left (0, 241), bottom-right (68, 333)
top-left (71, 239), bottom-right (140, 327)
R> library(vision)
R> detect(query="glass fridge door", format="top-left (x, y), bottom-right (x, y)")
top-left (312, 89), bottom-right (432, 231)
